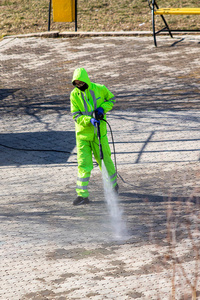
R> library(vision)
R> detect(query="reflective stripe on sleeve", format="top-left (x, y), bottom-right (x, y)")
top-left (109, 96), bottom-right (116, 101)
top-left (72, 111), bottom-right (88, 116)
top-left (75, 114), bottom-right (82, 122)
top-left (72, 111), bottom-right (81, 116)
top-left (104, 96), bottom-right (116, 103)
top-left (73, 111), bottom-right (90, 122)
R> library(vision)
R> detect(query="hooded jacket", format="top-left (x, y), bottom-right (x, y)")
top-left (70, 68), bottom-right (116, 141)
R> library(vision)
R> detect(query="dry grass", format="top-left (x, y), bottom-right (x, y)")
top-left (145, 191), bottom-right (200, 299)
top-left (1, 0), bottom-right (200, 38)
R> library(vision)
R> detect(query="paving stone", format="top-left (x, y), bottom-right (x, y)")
top-left (0, 35), bottom-right (200, 300)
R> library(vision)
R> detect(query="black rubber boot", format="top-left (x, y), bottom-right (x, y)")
top-left (73, 196), bottom-right (90, 206)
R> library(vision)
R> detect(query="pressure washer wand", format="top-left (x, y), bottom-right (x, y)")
top-left (94, 111), bottom-right (103, 160)
top-left (97, 122), bottom-right (103, 160)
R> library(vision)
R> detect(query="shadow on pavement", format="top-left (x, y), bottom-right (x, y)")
top-left (0, 88), bottom-right (69, 117)
top-left (120, 191), bottom-right (200, 204)
top-left (0, 131), bottom-right (76, 166)
top-left (0, 88), bottom-right (20, 101)
top-left (115, 87), bottom-right (200, 111)
top-left (0, 188), bottom-right (199, 245)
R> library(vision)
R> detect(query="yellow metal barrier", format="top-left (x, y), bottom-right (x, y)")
top-left (148, 0), bottom-right (200, 46)
top-left (52, 0), bottom-right (75, 22)
top-left (155, 8), bottom-right (200, 15)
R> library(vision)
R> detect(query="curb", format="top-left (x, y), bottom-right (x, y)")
top-left (3, 30), bottom-right (200, 39)
top-left (3, 31), bottom-right (152, 39)
top-left (3, 31), bottom-right (60, 39)
top-left (59, 31), bottom-right (153, 37)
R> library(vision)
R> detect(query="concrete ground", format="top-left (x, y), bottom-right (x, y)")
top-left (0, 34), bottom-right (200, 300)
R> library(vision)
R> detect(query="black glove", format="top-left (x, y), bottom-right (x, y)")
top-left (95, 107), bottom-right (104, 120)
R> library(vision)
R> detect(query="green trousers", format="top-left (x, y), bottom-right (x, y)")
top-left (76, 135), bottom-right (117, 198)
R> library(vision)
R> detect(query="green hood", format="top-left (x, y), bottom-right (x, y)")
top-left (72, 68), bottom-right (91, 88)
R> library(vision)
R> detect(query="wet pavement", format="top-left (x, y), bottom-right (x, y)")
top-left (0, 34), bottom-right (200, 299)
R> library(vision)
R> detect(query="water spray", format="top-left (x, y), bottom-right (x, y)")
top-left (94, 109), bottom-right (128, 240)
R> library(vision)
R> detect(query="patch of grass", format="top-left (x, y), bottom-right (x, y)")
top-left (1, 0), bottom-right (200, 37)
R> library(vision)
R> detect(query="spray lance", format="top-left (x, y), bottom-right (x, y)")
top-left (94, 109), bottom-right (104, 160)
top-left (93, 108), bottom-right (128, 187)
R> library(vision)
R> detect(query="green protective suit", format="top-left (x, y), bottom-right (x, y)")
top-left (70, 68), bottom-right (117, 198)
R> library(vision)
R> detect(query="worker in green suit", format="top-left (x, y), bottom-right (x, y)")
top-left (70, 67), bottom-right (118, 205)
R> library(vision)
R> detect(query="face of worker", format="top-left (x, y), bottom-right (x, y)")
top-left (73, 80), bottom-right (88, 91)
